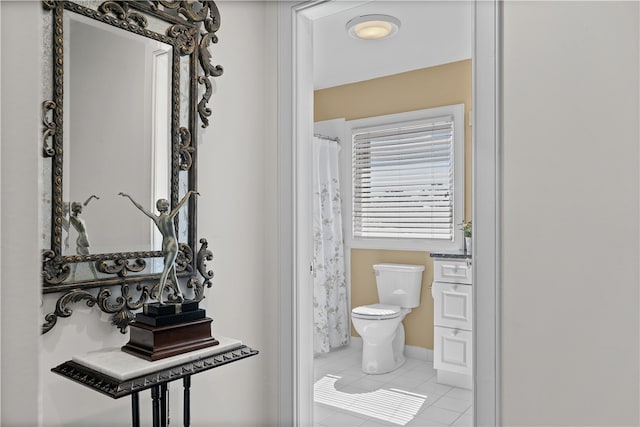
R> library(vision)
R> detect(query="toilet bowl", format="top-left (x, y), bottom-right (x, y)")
top-left (351, 264), bottom-right (425, 374)
top-left (352, 304), bottom-right (410, 374)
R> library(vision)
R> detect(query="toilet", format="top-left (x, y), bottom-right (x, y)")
top-left (351, 263), bottom-right (425, 374)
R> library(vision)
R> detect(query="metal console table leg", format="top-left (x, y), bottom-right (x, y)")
top-left (151, 385), bottom-right (161, 427)
top-left (131, 392), bottom-right (140, 427)
top-left (184, 375), bottom-right (192, 427)
top-left (160, 383), bottom-right (168, 427)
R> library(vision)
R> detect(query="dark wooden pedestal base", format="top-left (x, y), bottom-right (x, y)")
top-left (122, 318), bottom-right (219, 361)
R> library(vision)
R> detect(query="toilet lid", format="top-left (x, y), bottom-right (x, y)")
top-left (352, 304), bottom-right (401, 320)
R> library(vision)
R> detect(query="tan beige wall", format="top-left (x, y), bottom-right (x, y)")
top-left (314, 59), bottom-right (472, 350)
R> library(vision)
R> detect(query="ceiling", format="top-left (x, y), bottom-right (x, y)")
top-left (313, 1), bottom-right (473, 90)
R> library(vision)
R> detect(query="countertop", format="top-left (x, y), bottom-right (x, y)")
top-left (429, 251), bottom-right (472, 260)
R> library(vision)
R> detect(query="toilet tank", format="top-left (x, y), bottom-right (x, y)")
top-left (373, 263), bottom-right (425, 308)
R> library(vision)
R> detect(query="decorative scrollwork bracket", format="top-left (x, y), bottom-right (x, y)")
top-left (176, 243), bottom-right (194, 273)
top-left (168, 24), bottom-right (197, 55)
top-left (41, 283), bottom-right (153, 334)
top-left (42, 289), bottom-right (97, 334)
top-left (178, 127), bottom-right (195, 171)
top-left (42, 250), bottom-right (71, 285)
top-left (98, 1), bottom-right (148, 28)
top-left (197, 238), bottom-right (214, 288)
top-left (42, 100), bottom-right (57, 157)
top-left (195, 1), bottom-right (223, 128)
top-left (41, 240), bottom-right (213, 334)
top-left (97, 283), bottom-right (151, 333)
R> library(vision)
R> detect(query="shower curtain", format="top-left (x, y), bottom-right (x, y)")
top-left (312, 136), bottom-right (349, 354)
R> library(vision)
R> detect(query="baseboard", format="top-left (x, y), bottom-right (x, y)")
top-left (349, 336), bottom-right (433, 362)
top-left (405, 344), bottom-right (433, 362)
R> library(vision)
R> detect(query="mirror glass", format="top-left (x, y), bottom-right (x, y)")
top-left (61, 12), bottom-right (172, 258)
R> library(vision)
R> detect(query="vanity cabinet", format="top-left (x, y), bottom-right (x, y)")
top-left (431, 255), bottom-right (473, 390)
top-left (433, 281), bottom-right (472, 331)
top-left (433, 258), bottom-right (472, 284)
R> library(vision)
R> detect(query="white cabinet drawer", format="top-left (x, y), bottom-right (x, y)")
top-left (433, 259), bottom-right (472, 284)
top-left (434, 326), bottom-right (472, 375)
top-left (432, 282), bottom-right (473, 330)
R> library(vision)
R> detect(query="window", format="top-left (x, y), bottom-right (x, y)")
top-left (349, 105), bottom-right (464, 250)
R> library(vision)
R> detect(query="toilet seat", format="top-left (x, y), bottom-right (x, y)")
top-left (352, 304), bottom-right (402, 320)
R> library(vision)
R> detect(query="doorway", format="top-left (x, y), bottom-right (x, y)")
top-left (276, 1), bottom-right (502, 425)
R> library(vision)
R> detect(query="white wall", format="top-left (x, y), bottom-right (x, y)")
top-left (0, 1), bottom-right (277, 426)
top-left (502, 2), bottom-right (639, 425)
top-left (0, 2), bottom-right (41, 426)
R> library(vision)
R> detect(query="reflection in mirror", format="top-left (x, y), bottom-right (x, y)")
top-left (66, 195), bottom-right (100, 280)
top-left (62, 12), bottom-right (172, 257)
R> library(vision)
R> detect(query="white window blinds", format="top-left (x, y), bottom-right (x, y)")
top-left (352, 116), bottom-right (455, 240)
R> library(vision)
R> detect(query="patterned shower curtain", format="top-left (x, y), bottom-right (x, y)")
top-left (313, 136), bottom-right (349, 354)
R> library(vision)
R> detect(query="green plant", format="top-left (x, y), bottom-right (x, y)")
top-left (460, 221), bottom-right (472, 238)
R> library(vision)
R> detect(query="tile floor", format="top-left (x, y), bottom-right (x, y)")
top-left (314, 343), bottom-right (472, 427)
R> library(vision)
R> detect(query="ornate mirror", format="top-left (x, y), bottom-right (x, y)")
top-left (41, 0), bottom-right (221, 334)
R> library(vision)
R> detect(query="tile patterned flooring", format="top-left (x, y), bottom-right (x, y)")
top-left (314, 343), bottom-right (473, 427)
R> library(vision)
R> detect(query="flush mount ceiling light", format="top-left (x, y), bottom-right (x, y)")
top-left (346, 14), bottom-right (401, 40)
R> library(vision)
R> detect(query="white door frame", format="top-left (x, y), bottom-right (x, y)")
top-left (277, 1), bottom-right (503, 425)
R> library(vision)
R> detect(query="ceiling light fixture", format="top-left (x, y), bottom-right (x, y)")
top-left (346, 14), bottom-right (401, 40)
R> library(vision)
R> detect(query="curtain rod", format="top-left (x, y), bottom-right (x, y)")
top-left (314, 133), bottom-right (340, 143)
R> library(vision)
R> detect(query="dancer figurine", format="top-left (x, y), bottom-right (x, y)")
top-left (65, 195), bottom-right (100, 280)
top-left (119, 190), bottom-right (198, 304)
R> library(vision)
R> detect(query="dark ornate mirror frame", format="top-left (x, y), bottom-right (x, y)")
top-left (41, 0), bottom-right (221, 334)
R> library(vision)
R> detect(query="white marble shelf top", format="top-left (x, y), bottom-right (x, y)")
top-left (71, 336), bottom-right (243, 381)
